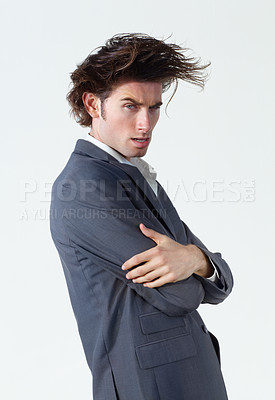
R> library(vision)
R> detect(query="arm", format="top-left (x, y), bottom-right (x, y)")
top-left (58, 180), bottom-right (205, 317)
top-left (181, 220), bottom-right (234, 304)
top-left (121, 222), bottom-right (232, 306)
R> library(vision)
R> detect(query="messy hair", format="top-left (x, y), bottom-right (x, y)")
top-left (67, 33), bottom-right (210, 127)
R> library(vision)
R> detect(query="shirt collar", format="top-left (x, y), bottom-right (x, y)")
top-left (86, 134), bottom-right (157, 182)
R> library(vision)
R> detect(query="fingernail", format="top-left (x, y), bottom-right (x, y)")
top-left (121, 265), bottom-right (125, 270)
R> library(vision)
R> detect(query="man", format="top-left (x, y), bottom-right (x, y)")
top-left (50, 33), bottom-right (233, 400)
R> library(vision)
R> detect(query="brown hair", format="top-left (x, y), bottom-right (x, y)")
top-left (67, 33), bottom-right (210, 127)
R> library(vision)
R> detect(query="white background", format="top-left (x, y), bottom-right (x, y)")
top-left (1, 0), bottom-right (274, 399)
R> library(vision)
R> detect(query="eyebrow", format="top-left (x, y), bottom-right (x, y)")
top-left (120, 97), bottom-right (163, 108)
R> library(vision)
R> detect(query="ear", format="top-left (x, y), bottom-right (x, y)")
top-left (82, 92), bottom-right (101, 118)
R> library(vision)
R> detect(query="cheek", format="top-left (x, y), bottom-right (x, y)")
top-left (152, 112), bottom-right (160, 127)
top-left (112, 110), bottom-right (131, 127)
top-left (103, 112), bottom-right (124, 133)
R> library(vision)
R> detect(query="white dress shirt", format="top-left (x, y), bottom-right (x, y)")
top-left (86, 134), bottom-right (218, 282)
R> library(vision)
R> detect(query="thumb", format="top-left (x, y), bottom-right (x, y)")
top-left (139, 223), bottom-right (162, 245)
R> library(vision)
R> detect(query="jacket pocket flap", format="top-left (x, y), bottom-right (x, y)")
top-left (135, 334), bottom-right (196, 369)
top-left (139, 312), bottom-right (187, 335)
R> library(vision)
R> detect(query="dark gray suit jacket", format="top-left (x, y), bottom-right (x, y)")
top-left (50, 139), bottom-right (233, 400)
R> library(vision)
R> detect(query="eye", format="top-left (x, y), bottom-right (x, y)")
top-left (150, 105), bottom-right (161, 111)
top-left (124, 104), bottom-right (136, 110)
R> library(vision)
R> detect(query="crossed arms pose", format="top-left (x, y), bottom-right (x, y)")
top-left (122, 223), bottom-right (215, 287)
top-left (50, 33), bottom-right (233, 400)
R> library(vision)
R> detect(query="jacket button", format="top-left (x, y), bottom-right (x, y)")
top-left (202, 324), bottom-right (208, 334)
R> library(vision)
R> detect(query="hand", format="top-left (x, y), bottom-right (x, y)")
top-left (121, 223), bottom-right (214, 288)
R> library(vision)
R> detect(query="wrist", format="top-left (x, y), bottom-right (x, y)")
top-left (191, 245), bottom-right (214, 278)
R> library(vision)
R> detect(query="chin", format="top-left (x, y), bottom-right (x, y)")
top-left (136, 149), bottom-right (148, 157)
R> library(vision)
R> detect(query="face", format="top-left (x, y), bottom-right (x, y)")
top-left (86, 81), bottom-right (163, 160)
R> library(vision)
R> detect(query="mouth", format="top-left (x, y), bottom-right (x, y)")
top-left (131, 137), bottom-right (150, 148)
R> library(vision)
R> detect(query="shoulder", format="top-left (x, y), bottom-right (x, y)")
top-left (54, 152), bottom-right (127, 189)
top-left (51, 153), bottom-right (133, 210)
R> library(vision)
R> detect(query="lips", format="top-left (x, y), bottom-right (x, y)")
top-left (131, 137), bottom-right (150, 148)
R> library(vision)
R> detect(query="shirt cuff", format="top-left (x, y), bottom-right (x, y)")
top-left (206, 257), bottom-right (220, 283)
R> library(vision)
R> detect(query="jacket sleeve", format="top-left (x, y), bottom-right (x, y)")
top-left (56, 179), bottom-right (205, 317)
top-left (181, 220), bottom-right (234, 304)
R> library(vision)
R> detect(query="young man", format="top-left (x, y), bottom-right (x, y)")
top-left (50, 33), bottom-right (233, 400)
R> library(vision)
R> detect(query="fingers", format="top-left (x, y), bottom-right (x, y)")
top-left (125, 259), bottom-right (160, 280)
top-left (125, 262), bottom-right (177, 287)
top-left (131, 267), bottom-right (167, 284)
top-left (143, 275), bottom-right (174, 288)
top-left (139, 223), bottom-right (163, 245)
top-left (122, 225), bottom-right (167, 272)
top-left (122, 248), bottom-right (155, 271)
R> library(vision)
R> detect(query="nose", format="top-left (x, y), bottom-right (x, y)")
top-left (137, 110), bottom-right (151, 134)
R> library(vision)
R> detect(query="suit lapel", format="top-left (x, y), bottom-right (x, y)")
top-left (110, 161), bottom-right (177, 238)
top-left (74, 139), bottom-right (177, 238)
